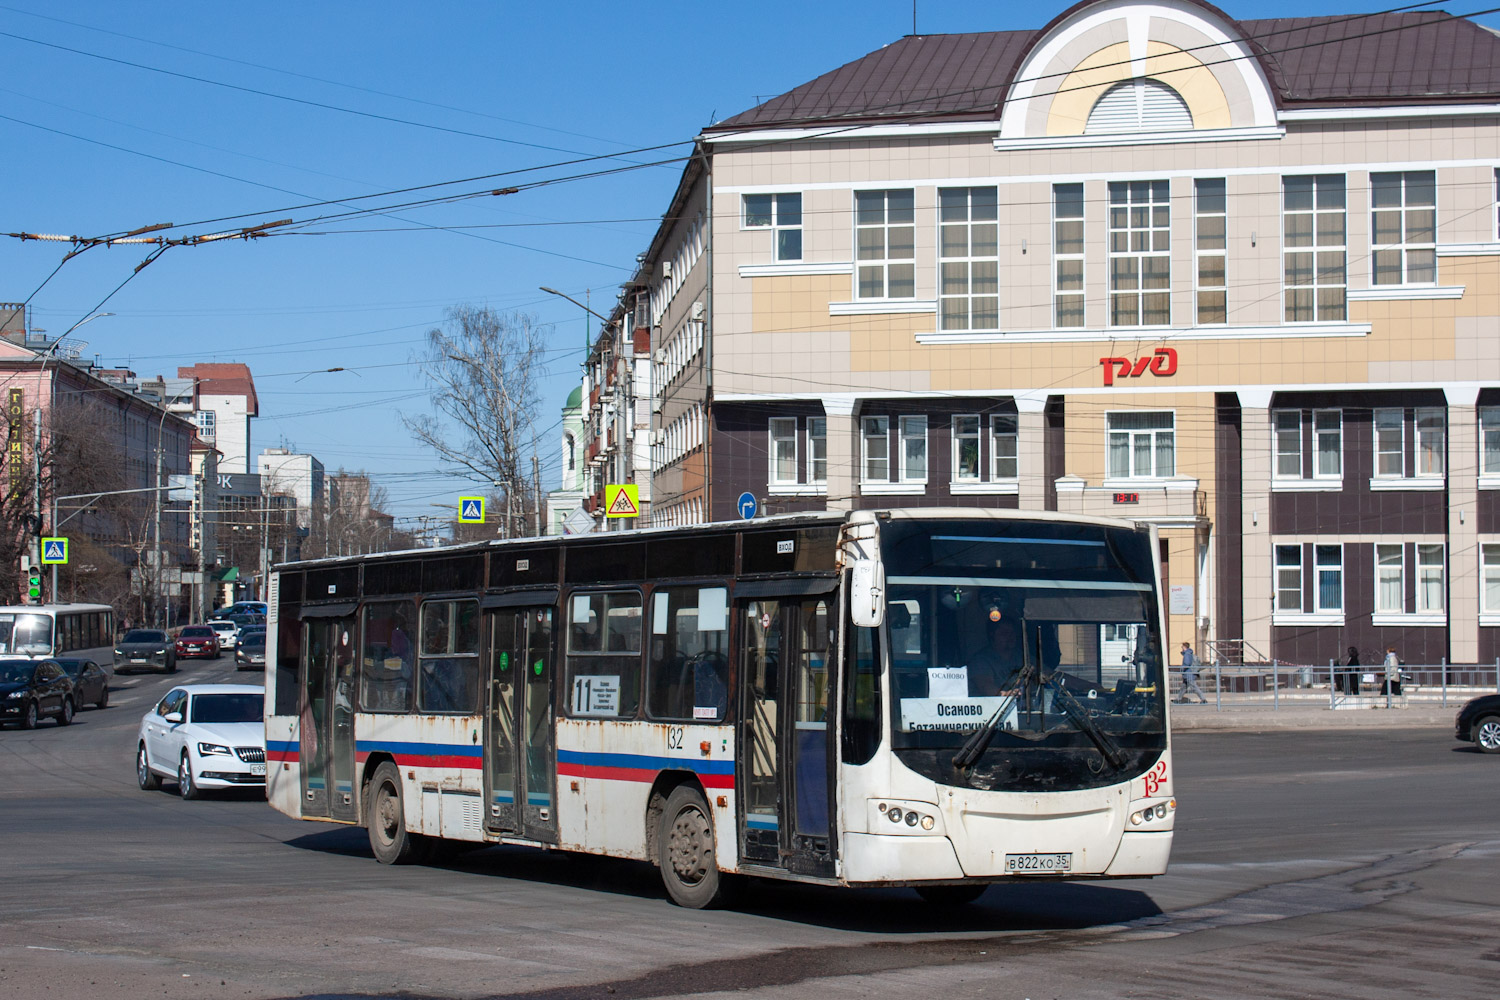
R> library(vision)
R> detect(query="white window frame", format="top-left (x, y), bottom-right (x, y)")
top-left (1416, 543), bottom-right (1445, 613)
top-left (1415, 407), bottom-right (1446, 477)
top-left (1483, 543), bottom-right (1500, 614)
top-left (861, 416), bottom-right (890, 482)
top-left (807, 417), bottom-right (827, 486)
top-left (1107, 179), bottom-right (1172, 327)
top-left (938, 187), bottom-right (1000, 332)
top-left (1105, 410), bottom-right (1175, 480)
top-left (1482, 406), bottom-right (1500, 479)
top-left (1282, 174), bottom-right (1347, 323)
top-left (855, 189), bottom-right (915, 300)
top-left (1195, 178), bottom-right (1227, 325)
top-left (898, 416), bottom-right (928, 484)
top-left (1312, 409), bottom-right (1342, 480)
top-left (1053, 183), bottom-right (1085, 329)
top-left (952, 414), bottom-right (981, 482)
top-left (743, 193), bottom-right (803, 262)
top-left (1313, 544), bottom-right (1343, 613)
top-left (1375, 543), bottom-right (1404, 614)
top-left (1275, 544), bottom-right (1303, 612)
top-left (1273, 410), bottom-right (1303, 479)
top-left (195, 409), bottom-right (216, 439)
top-left (1373, 408), bottom-right (1404, 478)
top-left (1370, 170), bottom-right (1436, 286)
top-left (992, 413), bottom-right (1019, 481)
top-left (769, 417), bottom-right (798, 486)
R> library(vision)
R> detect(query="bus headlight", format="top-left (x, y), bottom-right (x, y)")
top-left (887, 808), bottom-right (904, 824)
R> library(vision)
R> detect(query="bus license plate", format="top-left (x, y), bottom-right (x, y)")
top-left (250, 763), bottom-right (267, 776)
top-left (1005, 852), bottom-right (1072, 874)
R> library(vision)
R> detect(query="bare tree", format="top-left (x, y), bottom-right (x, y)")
top-left (404, 306), bottom-right (546, 534)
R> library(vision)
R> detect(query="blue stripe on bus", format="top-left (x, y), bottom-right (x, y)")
top-left (306, 778), bottom-right (325, 789)
top-left (556, 749), bottom-right (734, 775)
top-left (746, 814), bottom-right (778, 830)
top-left (526, 792), bottom-right (552, 806)
top-left (267, 740), bottom-right (298, 753)
top-left (492, 791), bottom-right (515, 804)
top-left (354, 740), bottom-right (484, 758)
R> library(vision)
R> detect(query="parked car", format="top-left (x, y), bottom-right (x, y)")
top-left (0, 658), bottom-right (76, 728)
top-left (136, 684), bottom-right (267, 799)
top-left (174, 626), bottom-right (221, 660)
top-left (1456, 694), bottom-right (1500, 753)
top-left (221, 601), bottom-right (267, 619)
top-left (54, 658), bottom-right (109, 710)
top-left (234, 632), bottom-right (266, 672)
top-left (206, 620), bottom-right (240, 651)
top-left (114, 629), bottom-right (177, 673)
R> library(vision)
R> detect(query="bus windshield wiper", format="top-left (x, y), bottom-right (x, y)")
top-left (952, 628), bottom-right (1037, 772)
top-left (1043, 673), bottom-right (1126, 771)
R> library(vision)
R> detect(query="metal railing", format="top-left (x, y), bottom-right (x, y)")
top-left (1173, 659), bottom-right (1500, 711)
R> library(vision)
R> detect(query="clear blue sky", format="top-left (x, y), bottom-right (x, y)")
top-left (0, 1), bottom-right (1488, 527)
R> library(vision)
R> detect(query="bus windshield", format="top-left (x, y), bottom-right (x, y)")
top-left (880, 519), bottom-right (1166, 790)
top-left (0, 613), bottom-right (52, 655)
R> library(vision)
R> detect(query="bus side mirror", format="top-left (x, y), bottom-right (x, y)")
top-left (849, 560), bottom-right (885, 628)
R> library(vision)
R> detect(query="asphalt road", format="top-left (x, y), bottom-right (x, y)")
top-left (1, 654), bottom-right (1494, 1000)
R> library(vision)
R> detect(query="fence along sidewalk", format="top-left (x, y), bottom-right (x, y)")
top-left (1171, 660), bottom-right (1500, 711)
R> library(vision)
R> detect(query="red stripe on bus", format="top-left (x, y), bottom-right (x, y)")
top-left (354, 751), bottom-right (483, 770)
top-left (558, 762), bottom-right (734, 789)
top-left (266, 750), bottom-right (299, 763)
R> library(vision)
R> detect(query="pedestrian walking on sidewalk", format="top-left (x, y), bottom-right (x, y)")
top-left (1382, 647), bottom-right (1403, 696)
top-left (1177, 642), bottom-right (1208, 704)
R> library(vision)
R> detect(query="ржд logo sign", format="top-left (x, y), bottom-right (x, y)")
top-left (1100, 347), bottom-right (1177, 386)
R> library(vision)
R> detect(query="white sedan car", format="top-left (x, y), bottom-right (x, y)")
top-left (135, 683), bottom-right (266, 799)
top-left (206, 620), bottom-right (240, 650)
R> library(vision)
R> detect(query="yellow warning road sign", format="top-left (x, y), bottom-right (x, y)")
top-left (604, 484), bottom-right (639, 518)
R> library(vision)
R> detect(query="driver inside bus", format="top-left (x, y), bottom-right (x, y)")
top-left (966, 618), bottom-right (1024, 696)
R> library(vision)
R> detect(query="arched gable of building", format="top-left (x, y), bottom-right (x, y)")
top-left (998, 0), bottom-right (1279, 147)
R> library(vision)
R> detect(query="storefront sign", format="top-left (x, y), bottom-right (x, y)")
top-left (1100, 347), bottom-right (1177, 386)
top-left (7, 389), bottom-right (22, 481)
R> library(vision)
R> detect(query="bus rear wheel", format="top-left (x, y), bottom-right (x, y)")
top-left (657, 786), bottom-right (732, 909)
top-left (915, 884), bottom-right (987, 905)
top-left (367, 762), bottom-right (420, 864)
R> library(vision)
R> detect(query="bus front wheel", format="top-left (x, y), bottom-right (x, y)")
top-left (657, 786), bottom-right (733, 909)
top-left (367, 762), bottom-right (420, 864)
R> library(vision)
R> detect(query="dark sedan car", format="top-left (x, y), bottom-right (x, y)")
top-left (114, 630), bottom-right (177, 673)
top-left (1456, 694), bottom-right (1500, 753)
top-left (0, 659), bottom-right (76, 728)
top-left (54, 658), bottom-right (109, 710)
top-left (234, 632), bottom-right (266, 672)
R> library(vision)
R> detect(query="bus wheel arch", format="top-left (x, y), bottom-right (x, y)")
top-left (644, 770), bottom-right (703, 866)
top-left (359, 752), bottom-right (397, 822)
top-left (653, 780), bottom-right (737, 909)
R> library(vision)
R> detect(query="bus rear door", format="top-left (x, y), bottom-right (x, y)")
top-left (484, 605), bottom-right (558, 844)
top-left (300, 610), bottom-right (358, 823)
top-left (737, 592), bottom-right (836, 877)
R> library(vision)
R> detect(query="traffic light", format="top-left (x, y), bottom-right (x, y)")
top-left (21, 555), bottom-right (40, 603)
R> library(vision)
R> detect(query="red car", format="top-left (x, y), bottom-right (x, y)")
top-left (174, 626), bottom-right (221, 659)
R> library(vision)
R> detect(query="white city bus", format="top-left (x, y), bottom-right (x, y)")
top-left (0, 603), bottom-right (116, 670)
top-left (264, 509), bottom-right (1174, 907)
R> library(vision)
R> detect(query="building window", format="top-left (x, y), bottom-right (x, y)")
top-left (953, 415), bottom-right (981, 481)
top-left (1313, 409), bottom-right (1342, 478)
top-left (861, 416), bottom-right (889, 481)
top-left (1273, 410), bottom-right (1302, 478)
top-left (195, 409), bottom-right (216, 440)
top-left (1085, 79), bottom-right (1193, 133)
top-left (1416, 408), bottom-right (1446, 476)
top-left (1108, 180), bottom-right (1171, 326)
top-left (743, 193), bottom-right (802, 261)
top-left (1374, 409), bottom-right (1403, 477)
top-left (1283, 174), bottom-right (1346, 322)
top-left (855, 190), bottom-right (915, 299)
top-left (899, 416), bottom-right (927, 482)
top-left (1371, 171), bottom-right (1436, 285)
top-left (808, 417), bottom-right (827, 485)
top-left (1314, 545), bottom-right (1343, 612)
top-left (1483, 407), bottom-right (1500, 475)
top-left (769, 417), bottom-right (798, 485)
top-left (1195, 178), bottom-right (1227, 324)
top-left (1417, 544), bottom-right (1445, 613)
top-left (992, 413), bottom-right (1018, 479)
top-left (938, 187), bottom-right (999, 331)
top-left (1483, 544), bottom-right (1500, 612)
top-left (1275, 545), bottom-right (1302, 612)
top-left (1106, 411), bottom-right (1174, 479)
top-left (1376, 544), bottom-right (1404, 614)
top-left (1053, 184), bottom-right (1085, 328)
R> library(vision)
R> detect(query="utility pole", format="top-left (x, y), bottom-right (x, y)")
top-left (153, 424), bottom-right (163, 626)
top-left (32, 416), bottom-right (42, 604)
top-left (532, 454), bottom-right (541, 538)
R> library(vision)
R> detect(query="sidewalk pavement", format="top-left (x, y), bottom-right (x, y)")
top-left (1169, 700), bottom-right (1459, 731)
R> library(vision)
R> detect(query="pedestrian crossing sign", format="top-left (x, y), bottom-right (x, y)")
top-left (604, 484), bottom-right (639, 519)
top-left (458, 497), bottom-right (485, 523)
top-left (41, 537), bottom-right (68, 565)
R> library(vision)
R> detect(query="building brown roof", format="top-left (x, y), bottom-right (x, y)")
top-left (710, 10), bottom-right (1500, 130)
top-left (177, 362), bottom-right (259, 416)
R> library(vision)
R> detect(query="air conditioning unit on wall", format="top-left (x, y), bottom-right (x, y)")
top-left (690, 300), bottom-right (705, 320)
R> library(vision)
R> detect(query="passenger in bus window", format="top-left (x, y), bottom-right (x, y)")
top-left (967, 619), bottom-right (1023, 696)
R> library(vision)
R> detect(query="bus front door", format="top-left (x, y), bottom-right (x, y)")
top-left (300, 618), bottom-right (358, 822)
top-left (738, 597), bottom-right (835, 876)
top-left (484, 607), bottom-right (558, 844)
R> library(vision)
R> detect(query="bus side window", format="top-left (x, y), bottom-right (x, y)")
top-left (361, 600), bottom-right (416, 713)
top-left (645, 586), bottom-right (728, 723)
top-left (841, 624), bottom-right (881, 765)
top-left (417, 599), bottom-right (480, 714)
top-left (566, 591), bottom-right (642, 718)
